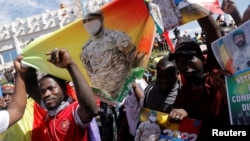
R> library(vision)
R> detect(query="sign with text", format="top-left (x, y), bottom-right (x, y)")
top-left (212, 20), bottom-right (250, 125)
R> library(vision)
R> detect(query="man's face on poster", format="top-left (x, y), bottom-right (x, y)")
top-left (83, 17), bottom-right (102, 36)
top-left (234, 34), bottom-right (246, 48)
top-left (149, 113), bottom-right (157, 122)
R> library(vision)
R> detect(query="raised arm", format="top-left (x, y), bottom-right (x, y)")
top-left (7, 56), bottom-right (27, 127)
top-left (197, 15), bottom-right (222, 69)
top-left (46, 48), bottom-right (99, 122)
top-left (221, 0), bottom-right (242, 26)
top-left (25, 67), bottom-right (41, 104)
top-left (242, 5), bottom-right (250, 24)
top-left (132, 82), bottom-right (145, 102)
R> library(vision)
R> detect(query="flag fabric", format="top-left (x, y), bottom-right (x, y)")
top-left (144, 0), bottom-right (164, 34)
top-left (199, 0), bottom-right (224, 14)
top-left (0, 98), bottom-right (49, 141)
top-left (0, 84), bottom-right (99, 141)
top-left (151, 0), bottom-right (224, 31)
top-left (149, 0), bottom-right (181, 31)
top-left (218, 39), bottom-right (234, 73)
top-left (21, 0), bottom-right (155, 105)
top-left (162, 31), bottom-right (175, 52)
top-left (179, 0), bottom-right (224, 27)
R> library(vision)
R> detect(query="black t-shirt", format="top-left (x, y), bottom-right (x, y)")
top-left (143, 81), bottom-right (180, 113)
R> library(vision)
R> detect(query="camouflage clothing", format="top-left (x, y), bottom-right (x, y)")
top-left (81, 29), bottom-right (136, 99)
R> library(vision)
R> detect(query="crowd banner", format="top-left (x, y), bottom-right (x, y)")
top-left (136, 108), bottom-right (203, 141)
top-left (211, 20), bottom-right (250, 125)
top-left (21, 0), bottom-right (155, 105)
top-left (150, 0), bottom-right (224, 31)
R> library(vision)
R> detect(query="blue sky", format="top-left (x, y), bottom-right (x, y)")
top-left (0, 0), bottom-right (247, 37)
top-left (0, 0), bottom-right (72, 27)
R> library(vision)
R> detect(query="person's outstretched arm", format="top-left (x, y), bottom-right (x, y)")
top-left (24, 67), bottom-right (41, 104)
top-left (242, 5), bottom-right (250, 24)
top-left (7, 56), bottom-right (28, 127)
top-left (221, 0), bottom-right (242, 26)
top-left (46, 48), bottom-right (99, 123)
top-left (197, 15), bottom-right (222, 69)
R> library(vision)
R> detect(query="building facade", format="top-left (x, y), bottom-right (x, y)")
top-left (0, 4), bottom-right (80, 70)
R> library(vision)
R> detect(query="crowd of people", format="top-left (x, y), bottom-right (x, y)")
top-left (0, 0), bottom-right (250, 141)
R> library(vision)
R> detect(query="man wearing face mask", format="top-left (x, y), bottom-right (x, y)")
top-left (134, 110), bottom-right (161, 141)
top-left (80, 10), bottom-right (136, 99)
top-left (81, 9), bottom-right (137, 141)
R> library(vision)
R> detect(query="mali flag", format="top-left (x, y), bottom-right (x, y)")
top-left (0, 98), bottom-right (50, 141)
top-left (218, 39), bottom-right (234, 73)
top-left (20, 0), bottom-right (155, 105)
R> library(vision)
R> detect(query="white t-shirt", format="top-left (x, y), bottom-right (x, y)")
top-left (0, 110), bottom-right (9, 133)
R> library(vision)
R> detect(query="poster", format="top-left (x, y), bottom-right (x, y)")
top-left (21, 0), bottom-right (155, 105)
top-left (136, 108), bottom-right (203, 141)
top-left (211, 20), bottom-right (250, 125)
top-left (150, 0), bottom-right (224, 31)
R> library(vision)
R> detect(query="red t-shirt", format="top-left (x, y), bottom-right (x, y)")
top-left (46, 102), bottom-right (89, 141)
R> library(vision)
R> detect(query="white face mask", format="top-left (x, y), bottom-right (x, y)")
top-left (84, 19), bottom-right (102, 35)
top-left (149, 116), bottom-right (157, 122)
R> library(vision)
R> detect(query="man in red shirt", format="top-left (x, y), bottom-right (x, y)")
top-left (18, 48), bottom-right (100, 141)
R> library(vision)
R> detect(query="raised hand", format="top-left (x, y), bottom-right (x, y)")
top-left (13, 56), bottom-right (29, 74)
top-left (132, 51), bottom-right (147, 68)
top-left (46, 48), bottom-right (74, 68)
top-left (0, 97), bottom-right (7, 109)
top-left (221, 0), bottom-right (237, 14)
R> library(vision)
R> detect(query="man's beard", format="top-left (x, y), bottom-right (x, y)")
top-left (237, 41), bottom-right (246, 48)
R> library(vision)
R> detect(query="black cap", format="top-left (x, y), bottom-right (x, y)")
top-left (169, 37), bottom-right (204, 61)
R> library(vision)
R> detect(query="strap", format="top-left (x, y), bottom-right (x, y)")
top-left (143, 82), bottom-right (155, 107)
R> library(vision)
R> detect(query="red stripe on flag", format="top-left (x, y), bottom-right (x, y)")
top-left (162, 31), bottom-right (175, 52)
top-left (201, 0), bottom-right (224, 14)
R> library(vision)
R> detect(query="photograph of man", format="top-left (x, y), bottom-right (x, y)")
top-left (232, 29), bottom-right (250, 72)
top-left (135, 110), bottom-right (161, 141)
top-left (80, 10), bottom-right (137, 99)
